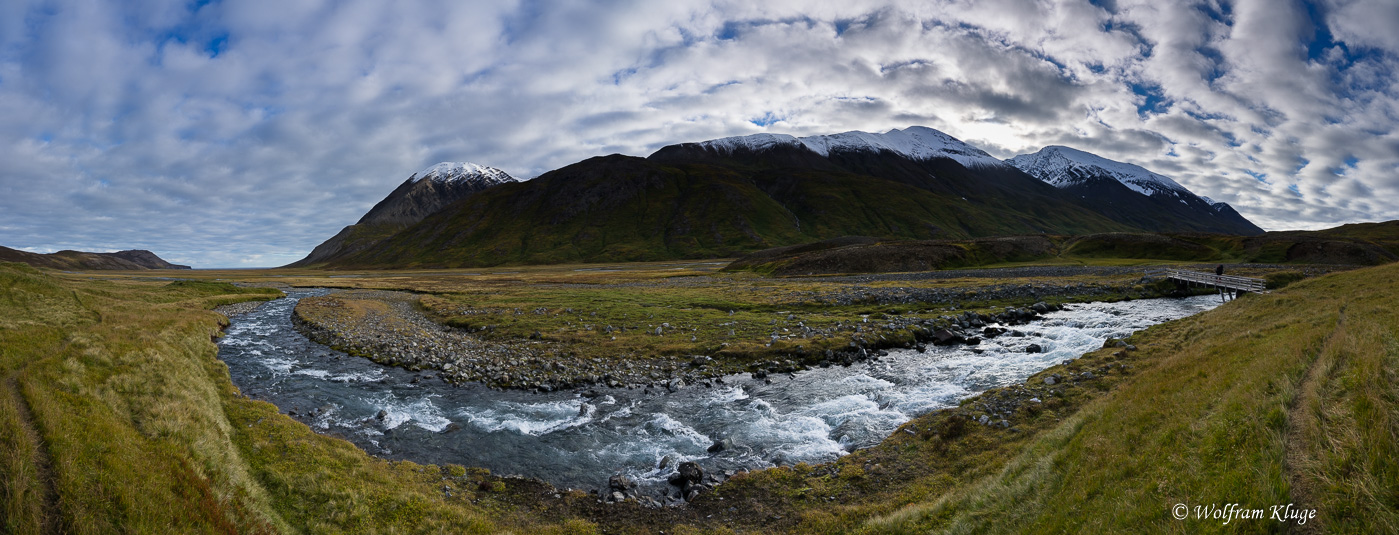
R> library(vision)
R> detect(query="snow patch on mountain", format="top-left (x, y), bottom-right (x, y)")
top-left (696, 133), bottom-right (807, 155)
top-left (1006, 146), bottom-right (1188, 197)
top-left (695, 126), bottom-right (1006, 168)
top-left (410, 162), bottom-right (516, 185)
top-left (1200, 196), bottom-right (1229, 212)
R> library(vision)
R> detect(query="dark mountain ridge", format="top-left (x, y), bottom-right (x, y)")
top-left (0, 246), bottom-right (190, 270)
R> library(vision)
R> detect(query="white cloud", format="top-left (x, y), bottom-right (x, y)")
top-left (0, 0), bottom-right (1395, 266)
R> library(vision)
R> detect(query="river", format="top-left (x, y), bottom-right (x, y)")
top-left (217, 289), bottom-right (1217, 494)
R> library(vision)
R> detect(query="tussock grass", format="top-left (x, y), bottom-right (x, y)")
top-left (852, 262), bottom-right (1399, 534)
top-left (0, 263), bottom-right (597, 533)
top-left (1, 377), bottom-right (45, 533)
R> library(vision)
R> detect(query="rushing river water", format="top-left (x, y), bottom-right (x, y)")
top-left (218, 289), bottom-right (1218, 493)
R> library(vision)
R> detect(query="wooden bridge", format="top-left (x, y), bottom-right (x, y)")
top-left (1144, 268), bottom-right (1268, 301)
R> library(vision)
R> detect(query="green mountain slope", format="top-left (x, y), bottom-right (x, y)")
top-left (330, 154), bottom-right (1136, 268)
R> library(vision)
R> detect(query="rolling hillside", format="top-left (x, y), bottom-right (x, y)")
top-left (0, 246), bottom-right (190, 270)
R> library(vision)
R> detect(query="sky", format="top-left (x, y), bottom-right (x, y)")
top-left (1, 0), bottom-right (1396, 268)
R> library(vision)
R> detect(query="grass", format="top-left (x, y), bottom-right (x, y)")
top-left (723, 259), bottom-right (1399, 533)
top-left (4, 258), bottom-right (1396, 533)
top-left (0, 262), bottom-right (598, 533)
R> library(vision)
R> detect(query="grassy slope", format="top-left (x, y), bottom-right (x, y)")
top-left (885, 261), bottom-right (1399, 533)
top-left (694, 260), bottom-right (1397, 534)
top-left (0, 264), bottom-right (595, 534)
top-left (1278, 220), bottom-right (1399, 257)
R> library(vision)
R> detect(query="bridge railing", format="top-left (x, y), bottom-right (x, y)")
top-left (1142, 267), bottom-right (1170, 280)
top-left (1164, 268), bottom-right (1268, 293)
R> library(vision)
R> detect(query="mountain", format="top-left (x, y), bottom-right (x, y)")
top-left (1006, 146), bottom-right (1264, 235)
top-left (320, 128), bottom-right (1139, 268)
top-left (303, 126), bottom-right (1269, 269)
top-left (0, 246), bottom-right (190, 270)
top-left (286, 162), bottom-right (516, 267)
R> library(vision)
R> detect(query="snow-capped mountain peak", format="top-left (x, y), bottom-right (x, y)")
top-left (410, 162), bottom-right (516, 185)
top-left (694, 126), bottom-right (1007, 168)
top-left (1005, 146), bottom-right (1187, 197)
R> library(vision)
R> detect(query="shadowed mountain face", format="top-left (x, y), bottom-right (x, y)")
top-left (302, 127), bottom-right (1269, 269)
top-left (0, 246), bottom-right (190, 270)
top-left (323, 143), bottom-right (1133, 268)
top-left (1006, 146), bottom-right (1265, 235)
top-left (287, 163), bottom-right (516, 267)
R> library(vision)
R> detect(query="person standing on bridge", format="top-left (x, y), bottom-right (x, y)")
top-left (1216, 264), bottom-right (1224, 277)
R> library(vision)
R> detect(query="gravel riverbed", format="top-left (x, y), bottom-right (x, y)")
top-left (292, 290), bottom-right (709, 391)
top-left (213, 300), bottom-right (267, 317)
top-left (290, 286), bottom-right (1083, 393)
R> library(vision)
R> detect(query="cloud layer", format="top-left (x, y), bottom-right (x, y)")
top-left (1, 0), bottom-right (1395, 267)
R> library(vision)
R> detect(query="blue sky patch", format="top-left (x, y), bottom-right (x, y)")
top-left (750, 112), bottom-right (783, 127)
top-left (205, 33), bottom-right (228, 58)
top-left (1130, 82), bottom-right (1169, 116)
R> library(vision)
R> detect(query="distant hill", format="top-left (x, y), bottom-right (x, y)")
top-left (725, 222), bottom-right (1399, 276)
top-left (0, 246), bottom-right (190, 270)
top-left (287, 162), bottom-right (517, 267)
top-left (299, 126), bottom-right (1270, 269)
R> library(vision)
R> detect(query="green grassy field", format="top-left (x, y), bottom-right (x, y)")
top-left (2, 259), bottom-right (1396, 533)
top-left (0, 263), bottom-right (596, 534)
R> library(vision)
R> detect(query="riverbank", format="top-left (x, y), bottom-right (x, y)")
top-left (281, 263), bottom-right (1279, 392)
top-left (289, 286), bottom-right (1133, 392)
top-left (7, 261), bottom-right (1395, 533)
top-left (229, 288), bottom-right (1216, 506)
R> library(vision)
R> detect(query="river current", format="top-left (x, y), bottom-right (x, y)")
top-left (217, 289), bottom-right (1217, 493)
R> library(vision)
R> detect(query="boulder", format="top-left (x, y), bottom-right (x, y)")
top-left (608, 474), bottom-right (636, 492)
top-left (707, 438), bottom-right (734, 454)
top-left (672, 461), bottom-right (704, 487)
top-left (931, 329), bottom-right (962, 345)
top-left (1025, 343), bottom-right (1043, 353)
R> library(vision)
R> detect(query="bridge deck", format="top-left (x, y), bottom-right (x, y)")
top-left (1146, 268), bottom-right (1269, 294)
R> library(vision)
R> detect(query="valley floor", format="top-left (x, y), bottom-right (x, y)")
top-left (1, 260), bottom-right (1394, 533)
